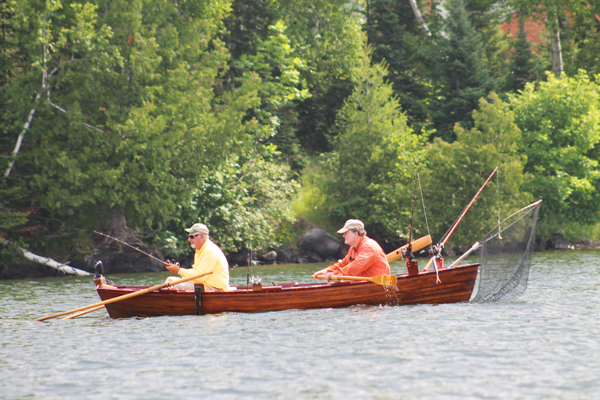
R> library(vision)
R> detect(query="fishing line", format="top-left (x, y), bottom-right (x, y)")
top-left (496, 168), bottom-right (502, 239)
top-left (417, 173), bottom-right (432, 241)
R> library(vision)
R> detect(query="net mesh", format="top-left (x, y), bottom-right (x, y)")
top-left (471, 201), bottom-right (541, 303)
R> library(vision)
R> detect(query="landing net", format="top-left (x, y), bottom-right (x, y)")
top-left (472, 200), bottom-right (541, 303)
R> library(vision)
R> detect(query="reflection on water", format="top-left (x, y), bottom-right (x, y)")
top-left (1, 251), bottom-right (600, 399)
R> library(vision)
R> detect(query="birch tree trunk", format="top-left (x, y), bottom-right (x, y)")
top-left (3, 32), bottom-right (51, 182)
top-left (2, 240), bottom-right (91, 276)
top-left (3, 91), bottom-right (45, 181)
top-left (408, 0), bottom-right (431, 36)
top-left (550, 18), bottom-right (563, 77)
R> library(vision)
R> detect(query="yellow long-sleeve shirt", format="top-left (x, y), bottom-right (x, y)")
top-left (178, 239), bottom-right (230, 290)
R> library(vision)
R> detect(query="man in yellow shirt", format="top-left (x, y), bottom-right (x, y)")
top-left (165, 223), bottom-right (230, 291)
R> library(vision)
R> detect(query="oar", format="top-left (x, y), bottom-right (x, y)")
top-left (386, 235), bottom-right (431, 262)
top-left (61, 305), bottom-right (105, 320)
top-left (317, 274), bottom-right (398, 286)
top-left (35, 271), bottom-right (212, 321)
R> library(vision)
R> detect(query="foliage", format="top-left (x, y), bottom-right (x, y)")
top-left (233, 21), bottom-right (311, 169)
top-left (321, 44), bottom-right (425, 238)
top-left (505, 0), bottom-right (596, 76)
top-left (364, 0), bottom-right (435, 134)
top-left (564, 6), bottom-right (600, 79)
top-left (279, 0), bottom-right (364, 154)
top-left (505, 18), bottom-right (542, 93)
top-left (289, 156), bottom-right (339, 235)
top-left (508, 71), bottom-right (600, 226)
top-left (161, 151), bottom-right (297, 255)
top-left (0, 0), bottom-right (294, 258)
top-left (421, 93), bottom-right (531, 246)
top-left (2, 0), bottom-right (600, 267)
top-left (432, 0), bottom-right (497, 142)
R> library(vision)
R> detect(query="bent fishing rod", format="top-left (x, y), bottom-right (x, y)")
top-left (423, 167), bottom-right (498, 272)
top-left (94, 231), bottom-right (170, 266)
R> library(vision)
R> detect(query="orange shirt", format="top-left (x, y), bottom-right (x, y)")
top-left (327, 236), bottom-right (391, 277)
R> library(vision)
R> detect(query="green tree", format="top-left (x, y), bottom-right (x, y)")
top-left (433, 0), bottom-right (497, 142)
top-left (365, 0), bottom-right (439, 135)
top-left (1, 0), bottom-right (296, 261)
top-left (232, 21), bottom-right (311, 170)
top-left (278, 0), bottom-right (364, 154)
top-left (565, 5), bottom-right (600, 79)
top-left (505, 18), bottom-right (539, 93)
top-left (322, 44), bottom-right (425, 238)
top-left (509, 71), bottom-right (600, 230)
top-left (506, 0), bottom-right (595, 77)
top-left (221, 0), bottom-right (364, 156)
top-left (422, 93), bottom-right (531, 247)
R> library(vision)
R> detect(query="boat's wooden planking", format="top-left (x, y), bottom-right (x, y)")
top-left (97, 264), bottom-right (479, 318)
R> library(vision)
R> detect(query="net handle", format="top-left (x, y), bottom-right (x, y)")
top-left (481, 199), bottom-right (542, 245)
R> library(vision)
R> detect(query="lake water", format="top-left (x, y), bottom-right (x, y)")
top-left (1, 250), bottom-right (599, 399)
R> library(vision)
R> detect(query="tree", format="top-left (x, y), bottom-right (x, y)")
top-left (564, 4), bottom-right (600, 79)
top-left (433, 0), bottom-right (497, 142)
top-left (322, 44), bottom-right (425, 238)
top-left (232, 21), bottom-right (311, 171)
top-left (508, 71), bottom-right (600, 230)
top-left (169, 152), bottom-right (297, 255)
top-left (365, 0), bottom-right (438, 134)
top-left (1, 0), bottom-right (296, 261)
top-left (221, 0), bottom-right (364, 160)
top-left (422, 92), bottom-right (531, 247)
top-left (506, 18), bottom-right (539, 93)
top-left (278, 0), bottom-right (364, 155)
top-left (506, 0), bottom-right (595, 77)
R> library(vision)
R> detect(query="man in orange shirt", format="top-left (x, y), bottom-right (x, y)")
top-left (312, 219), bottom-right (390, 281)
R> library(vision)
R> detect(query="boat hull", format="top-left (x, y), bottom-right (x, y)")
top-left (96, 264), bottom-right (479, 318)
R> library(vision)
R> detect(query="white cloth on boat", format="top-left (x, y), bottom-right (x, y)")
top-left (164, 276), bottom-right (222, 291)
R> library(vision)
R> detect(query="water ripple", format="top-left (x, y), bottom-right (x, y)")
top-left (1, 252), bottom-right (600, 399)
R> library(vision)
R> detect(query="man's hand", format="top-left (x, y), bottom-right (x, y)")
top-left (312, 267), bottom-right (329, 279)
top-left (312, 268), bottom-right (336, 282)
top-left (165, 262), bottom-right (181, 274)
top-left (323, 271), bottom-right (335, 282)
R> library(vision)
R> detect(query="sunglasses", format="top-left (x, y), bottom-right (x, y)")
top-left (188, 234), bottom-right (202, 239)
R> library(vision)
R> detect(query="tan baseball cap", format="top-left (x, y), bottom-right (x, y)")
top-left (337, 219), bottom-right (364, 234)
top-left (185, 223), bottom-right (209, 235)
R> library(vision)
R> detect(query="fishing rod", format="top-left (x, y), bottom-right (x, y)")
top-left (401, 174), bottom-right (421, 276)
top-left (94, 231), bottom-right (168, 266)
top-left (440, 167), bottom-right (498, 246)
top-left (405, 173), bottom-right (419, 259)
top-left (423, 167), bottom-right (498, 272)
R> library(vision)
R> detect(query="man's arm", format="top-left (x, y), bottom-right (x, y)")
top-left (178, 251), bottom-right (218, 280)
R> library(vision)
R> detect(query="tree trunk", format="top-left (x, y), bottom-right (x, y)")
top-left (2, 240), bottom-right (91, 276)
top-left (550, 18), bottom-right (563, 77)
top-left (3, 91), bottom-right (44, 182)
top-left (408, 0), bottom-right (431, 36)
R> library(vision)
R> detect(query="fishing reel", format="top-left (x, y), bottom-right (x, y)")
top-left (93, 261), bottom-right (115, 286)
top-left (94, 261), bottom-right (104, 279)
top-left (429, 243), bottom-right (444, 259)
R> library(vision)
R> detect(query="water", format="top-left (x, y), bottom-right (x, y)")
top-left (1, 251), bottom-right (599, 399)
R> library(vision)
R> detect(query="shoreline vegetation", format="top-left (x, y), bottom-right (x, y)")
top-left (2, 1), bottom-right (600, 277)
top-left (2, 232), bottom-right (599, 281)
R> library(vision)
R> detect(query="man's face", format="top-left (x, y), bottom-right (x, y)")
top-left (188, 233), bottom-right (203, 249)
top-left (343, 230), bottom-right (360, 247)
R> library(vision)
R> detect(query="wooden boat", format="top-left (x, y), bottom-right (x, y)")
top-left (95, 263), bottom-right (479, 318)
